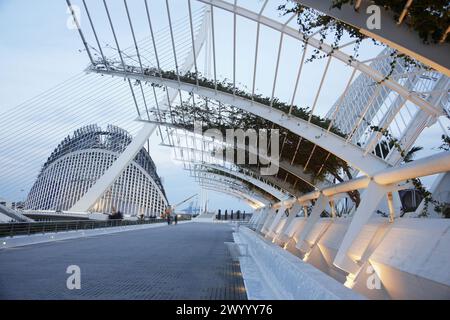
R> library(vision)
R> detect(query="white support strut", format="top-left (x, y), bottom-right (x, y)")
top-left (91, 68), bottom-right (390, 175)
top-left (70, 8), bottom-right (211, 212)
top-left (195, 0), bottom-right (443, 117)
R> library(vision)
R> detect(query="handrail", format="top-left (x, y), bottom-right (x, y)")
top-left (273, 151), bottom-right (450, 208)
top-left (0, 216), bottom-right (191, 238)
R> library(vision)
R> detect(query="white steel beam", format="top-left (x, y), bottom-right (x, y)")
top-left (295, 0), bottom-right (450, 76)
top-left (199, 182), bottom-right (268, 207)
top-left (93, 68), bottom-right (390, 175)
top-left (274, 202), bottom-right (302, 243)
top-left (273, 151), bottom-right (450, 211)
top-left (154, 121), bottom-right (321, 188)
top-left (295, 193), bottom-right (328, 252)
top-left (266, 205), bottom-right (286, 237)
top-left (195, 0), bottom-right (443, 117)
top-left (194, 163), bottom-right (286, 199)
top-left (332, 181), bottom-right (388, 274)
top-left (202, 186), bottom-right (266, 209)
top-left (66, 0), bottom-right (94, 65)
top-left (70, 8), bottom-right (210, 212)
top-left (197, 163), bottom-right (288, 200)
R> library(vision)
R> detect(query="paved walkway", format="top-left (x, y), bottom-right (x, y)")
top-left (0, 223), bottom-right (247, 300)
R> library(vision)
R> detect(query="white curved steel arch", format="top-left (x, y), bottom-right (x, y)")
top-left (93, 67), bottom-right (389, 175)
top-left (295, 0), bottom-right (450, 76)
top-left (195, 0), bottom-right (443, 117)
top-left (194, 169), bottom-right (262, 195)
top-left (160, 134), bottom-right (313, 197)
top-left (193, 162), bottom-right (289, 200)
top-left (243, 164), bottom-right (305, 198)
top-left (199, 181), bottom-right (268, 208)
top-left (157, 127), bottom-right (320, 189)
top-left (68, 0), bottom-right (447, 213)
top-left (197, 174), bottom-right (268, 202)
top-left (164, 140), bottom-right (288, 198)
top-left (201, 185), bottom-right (267, 208)
top-left (196, 174), bottom-right (247, 192)
top-left (193, 166), bottom-right (283, 202)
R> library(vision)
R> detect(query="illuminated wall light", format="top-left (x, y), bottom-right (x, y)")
top-left (344, 273), bottom-right (356, 289)
top-left (302, 251), bottom-right (311, 262)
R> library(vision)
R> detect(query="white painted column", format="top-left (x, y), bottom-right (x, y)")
top-left (277, 202), bottom-right (302, 241)
top-left (295, 194), bottom-right (328, 252)
top-left (261, 208), bottom-right (278, 235)
top-left (256, 207), bottom-right (271, 232)
top-left (267, 205), bottom-right (286, 237)
top-left (333, 181), bottom-right (387, 274)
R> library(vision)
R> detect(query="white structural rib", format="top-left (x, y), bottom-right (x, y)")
top-left (66, 0), bottom-right (94, 64)
top-left (195, 171), bottom-right (273, 202)
top-left (92, 68), bottom-right (390, 175)
top-left (251, 0), bottom-right (268, 99)
top-left (195, 0), bottom-right (443, 118)
top-left (274, 151), bottom-right (450, 209)
top-left (195, 162), bottom-right (288, 200)
top-left (70, 9), bottom-right (210, 213)
top-left (295, 0), bottom-right (450, 76)
top-left (200, 184), bottom-right (267, 208)
top-left (160, 135), bottom-right (304, 195)
top-left (149, 120), bottom-right (319, 188)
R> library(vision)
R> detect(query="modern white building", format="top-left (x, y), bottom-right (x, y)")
top-left (25, 125), bottom-right (168, 217)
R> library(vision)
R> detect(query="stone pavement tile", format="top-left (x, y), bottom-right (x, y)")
top-left (0, 223), bottom-right (247, 300)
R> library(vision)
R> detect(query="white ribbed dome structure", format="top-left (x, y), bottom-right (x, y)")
top-left (25, 124), bottom-right (168, 217)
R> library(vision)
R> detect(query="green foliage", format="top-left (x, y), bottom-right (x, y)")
top-left (144, 68), bottom-right (356, 197)
top-left (277, 1), bottom-right (437, 83)
top-left (439, 127), bottom-right (450, 151)
top-left (278, 2), bottom-right (366, 64)
top-left (289, 0), bottom-right (449, 44)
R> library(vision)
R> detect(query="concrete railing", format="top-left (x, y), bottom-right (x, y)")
top-left (236, 226), bottom-right (364, 300)
top-left (254, 215), bottom-right (450, 299)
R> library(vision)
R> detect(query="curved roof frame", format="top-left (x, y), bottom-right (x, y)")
top-left (158, 127), bottom-right (319, 193)
top-left (66, 0), bottom-right (448, 207)
top-left (193, 162), bottom-right (289, 200)
top-left (295, 0), bottom-right (450, 76)
top-left (199, 184), bottom-right (268, 208)
top-left (196, 175), bottom-right (269, 207)
top-left (194, 170), bottom-right (273, 202)
top-left (196, 0), bottom-right (443, 117)
top-left (93, 68), bottom-right (389, 175)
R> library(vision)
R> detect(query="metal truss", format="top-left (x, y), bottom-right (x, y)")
top-left (91, 67), bottom-right (390, 175)
top-left (66, 0), bottom-right (449, 219)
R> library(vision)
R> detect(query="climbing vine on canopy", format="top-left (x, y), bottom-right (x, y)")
top-left (276, 0), bottom-right (444, 81)
top-left (144, 70), bottom-right (361, 205)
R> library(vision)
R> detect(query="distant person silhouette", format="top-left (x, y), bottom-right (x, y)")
top-left (174, 214), bottom-right (178, 225)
